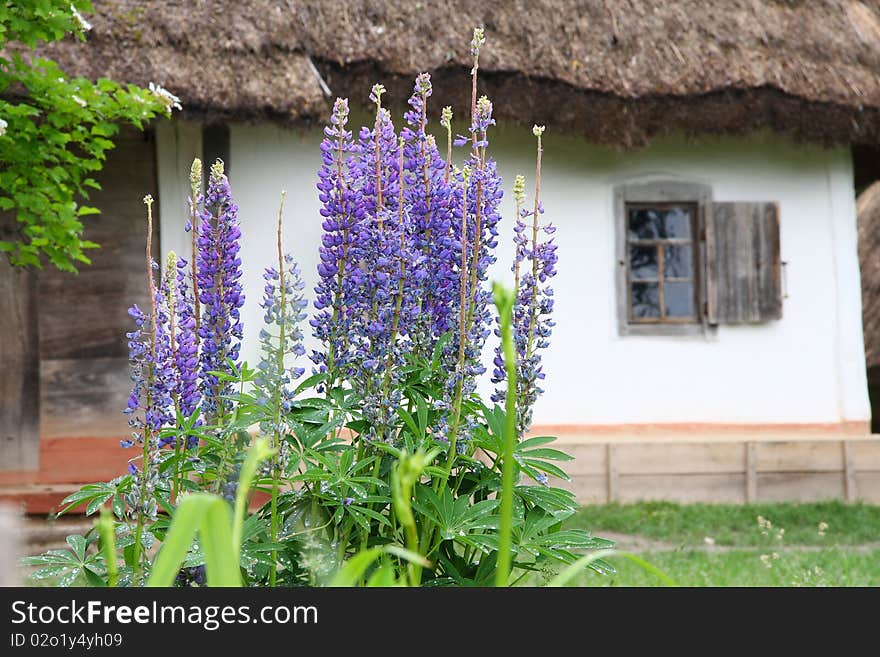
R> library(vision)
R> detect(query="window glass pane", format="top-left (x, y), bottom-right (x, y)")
top-left (631, 282), bottom-right (660, 318)
top-left (630, 245), bottom-right (658, 279)
top-left (664, 244), bottom-right (693, 278)
top-left (662, 207), bottom-right (692, 238)
top-left (665, 281), bottom-right (695, 318)
top-left (629, 206), bottom-right (692, 239)
top-left (628, 208), bottom-right (661, 239)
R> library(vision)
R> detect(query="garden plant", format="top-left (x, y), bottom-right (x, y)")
top-left (0, 1), bottom-right (178, 271)
top-left (25, 29), bottom-right (619, 588)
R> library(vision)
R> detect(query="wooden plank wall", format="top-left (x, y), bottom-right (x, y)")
top-left (0, 261), bottom-right (40, 471)
top-left (554, 438), bottom-right (880, 504)
top-left (37, 126), bottom-right (158, 443)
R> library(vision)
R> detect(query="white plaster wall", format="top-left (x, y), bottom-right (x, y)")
top-left (157, 120), bottom-right (870, 427)
top-left (156, 119), bottom-right (201, 262)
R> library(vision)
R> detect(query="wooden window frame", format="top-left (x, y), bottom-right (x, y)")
top-left (614, 181), bottom-right (715, 338)
top-left (626, 201), bottom-right (699, 325)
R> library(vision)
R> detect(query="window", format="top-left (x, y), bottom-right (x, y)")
top-left (627, 203), bottom-right (699, 324)
top-left (615, 181), bottom-right (782, 336)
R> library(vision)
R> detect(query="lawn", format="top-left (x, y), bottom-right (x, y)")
top-left (563, 501), bottom-right (880, 586)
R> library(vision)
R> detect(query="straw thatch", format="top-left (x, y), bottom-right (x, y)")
top-left (36, 1), bottom-right (880, 147)
top-left (859, 181), bottom-right (880, 369)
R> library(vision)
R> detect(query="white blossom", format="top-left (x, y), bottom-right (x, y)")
top-left (70, 5), bottom-right (92, 32)
top-left (72, 95), bottom-right (87, 108)
top-left (0, 118), bottom-right (6, 137)
top-left (149, 82), bottom-right (183, 112)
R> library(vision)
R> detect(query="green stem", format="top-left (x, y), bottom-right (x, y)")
top-left (97, 507), bottom-right (118, 588)
top-left (269, 480), bottom-right (280, 585)
top-left (526, 131), bottom-right (544, 362)
top-left (172, 434), bottom-right (184, 504)
top-left (269, 192), bottom-right (287, 587)
top-left (494, 283), bottom-right (517, 588)
top-left (133, 195), bottom-right (157, 585)
top-left (404, 520), bottom-right (420, 588)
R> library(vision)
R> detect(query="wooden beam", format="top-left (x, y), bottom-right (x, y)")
top-left (0, 259), bottom-right (40, 471)
top-left (617, 473), bottom-right (745, 503)
top-left (544, 422), bottom-right (871, 444)
top-left (0, 505), bottom-right (22, 585)
top-left (606, 444), bottom-right (618, 503)
top-left (0, 483), bottom-right (273, 516)
top-left (843, 441), bottom-right (857, 502)
top-left (746, 442), bottom-right (757, 503)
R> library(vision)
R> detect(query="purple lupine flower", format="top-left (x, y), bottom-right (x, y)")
top-left (255, 247), bottom-right (308, 437)
top-left (121, 195), bottom-right (165, 522)
top-left (492, 127), bottom-right (556, 439)
top-left (311, 74), bottom-right (505, 449)
top-left (196, 160), bottom-right (244, 418)
top-left (122, 303), bottom-right (149, 449)
top-left (343, 86), bottom-right (414, 437)
top-left (123, 286), bottom-right (174, 447)
top-left (122, 301), bottom-right (162, 520)
top-left (401, 73), bottom-right (457, 354)
top-left (436, 96), bottom-right (504, 448)
top-left (174, 255), bottom-right (201, 448)
top-left (152, 256), bottom-right (179, 447)
top-left (310, 98), bottom-right (363, 381)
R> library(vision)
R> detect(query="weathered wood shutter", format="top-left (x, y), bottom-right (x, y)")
top-left (706, 202), bottom-right (782, 324)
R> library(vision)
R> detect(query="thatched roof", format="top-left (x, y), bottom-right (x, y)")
top-left (859, 181), bottom-right (880, 369)
top-left (38, 0), bottom-right (880, 147)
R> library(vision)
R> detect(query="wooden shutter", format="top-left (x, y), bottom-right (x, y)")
top-left (706, 202), bottom-right (782, 324)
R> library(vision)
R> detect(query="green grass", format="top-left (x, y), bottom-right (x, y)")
top-left (568, 501), bottom-right (880, 547)
top-left (581, 548), bottom-right (880, 587)
top-left (554, 502), bottom-right (880, 586)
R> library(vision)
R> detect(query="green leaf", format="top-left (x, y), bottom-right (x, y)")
top-left (66, 534), bottom-right (86, 562)
top-left (329, 547), bottom-right (383, 587)
top-left (147, 493), bottom-right (240, 587)
top-left (83, 567), bottom-right (106, 587)
top-left (516, 436), bottom-right (558, 450)
top-left (26, 565), bottom-right (70, 581)
top-left (520, 447), bottom-right (574, 461)
top-left (396, 407), bottom-right (420, 437)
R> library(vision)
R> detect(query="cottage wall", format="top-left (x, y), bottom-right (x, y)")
top-left (157, 121), bottom-right (870, 432)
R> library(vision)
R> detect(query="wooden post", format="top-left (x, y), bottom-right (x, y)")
top-left (0, 258), bottom-right (40, 471)
top-left (0, 504), bottom-right (23, 585)
top-left (843, 441), bottom-right (857, 502)
top-left (606, 444), bottom-right (618, 503)
top-left (745, 442), bottom-right (757, 503)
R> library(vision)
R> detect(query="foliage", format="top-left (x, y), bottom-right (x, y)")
top-left (0, 1), bottom-right (176, 270)
top-left (146, 438), bottom-right (275, 587)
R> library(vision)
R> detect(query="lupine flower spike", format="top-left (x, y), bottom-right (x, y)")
top-left (125, 195), bottom-right (164, 582)
top-left (255, 191), bottom-right (308, 441)
top-left (186, 158), bottom-right (202, 340)
top-left (173, 253), bottom-right (201, 449)
top-left (492, 125), bottom-right (557, 473)
top-left (311, 97), bottom-right (360, 384)
top-left (441, 106), bottom-right (453, 182)
top-left (197, 160), bottom-right (244, 420)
